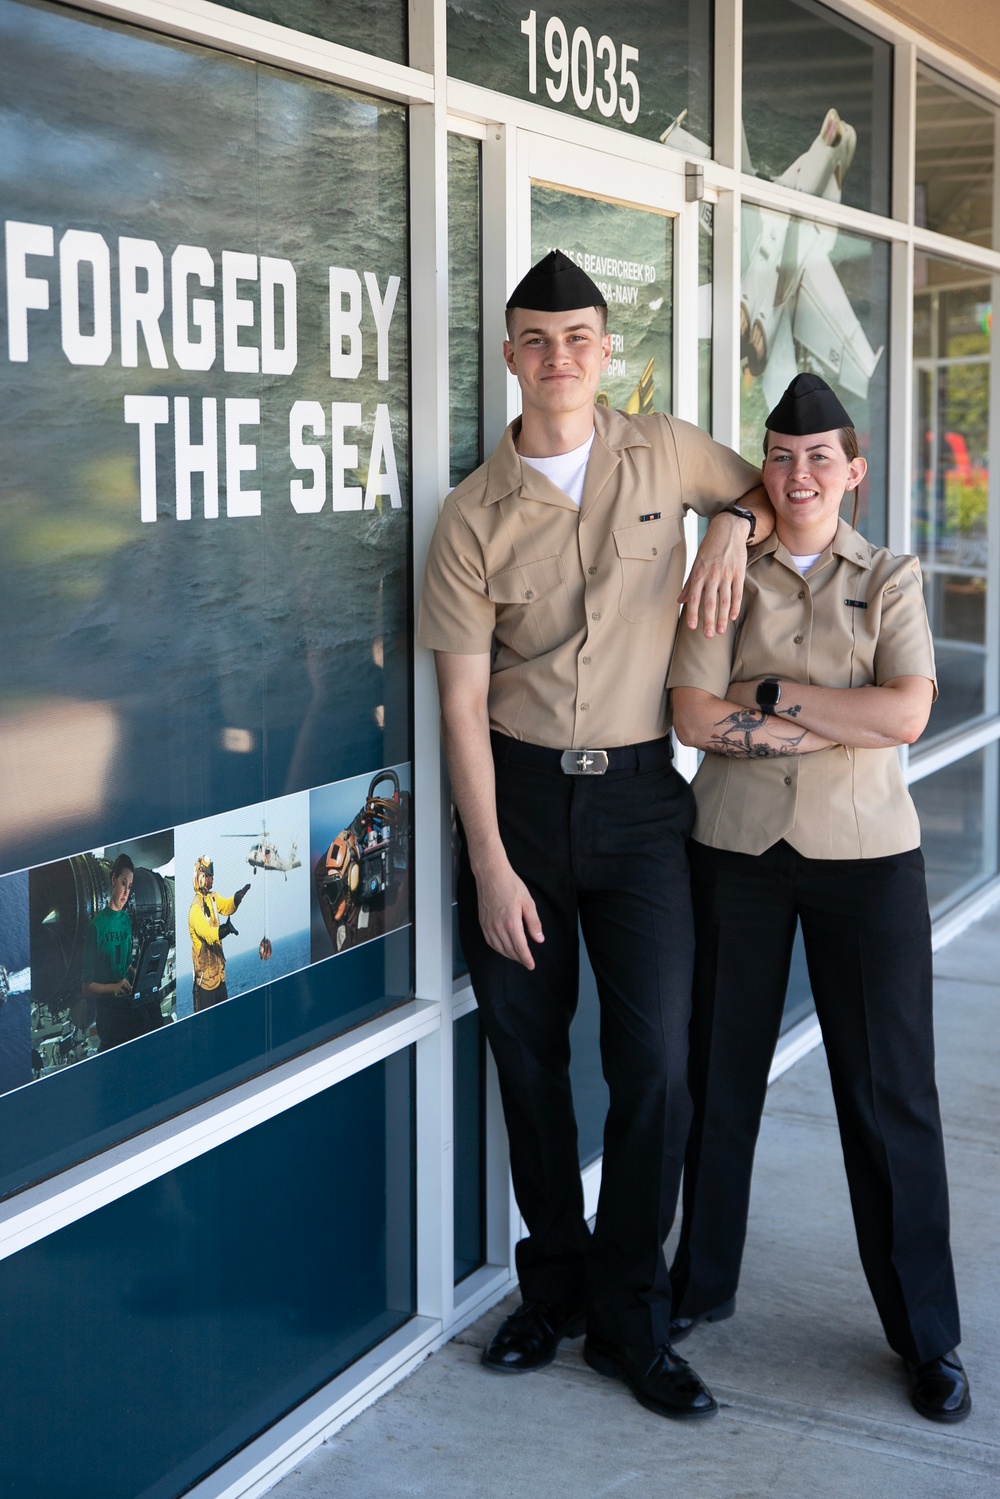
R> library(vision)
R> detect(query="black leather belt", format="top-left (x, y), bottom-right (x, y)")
top-left (490, 731), bottom-right (672, 775)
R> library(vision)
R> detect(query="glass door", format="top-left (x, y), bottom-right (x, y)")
top-left (515, 133), bottom-right (695, 425)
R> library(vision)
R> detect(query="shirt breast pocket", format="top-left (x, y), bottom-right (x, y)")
top-left (613, 514), bottom-right (682, 623)
top-left (487, 554), bottom-right (568, 657)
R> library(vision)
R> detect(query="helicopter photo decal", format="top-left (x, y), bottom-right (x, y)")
top-left (224, 830), bottom-right (303, 880)
top-left (174, 794), bottom-right (311, 1014)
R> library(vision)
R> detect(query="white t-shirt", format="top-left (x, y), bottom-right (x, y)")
top-left (791, 552), bottom-right (822, 575)
top-left (519, 432), bottom-right (595, 508)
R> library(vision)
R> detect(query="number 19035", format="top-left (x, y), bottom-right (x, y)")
top-left (520, 10), bottom-right (640, 125)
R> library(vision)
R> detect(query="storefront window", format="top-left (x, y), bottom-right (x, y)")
top-left (912, 254), bottom-right (993, 743)
top-left (453, 1008), bottom-right (485, 1282)
top-left (740, 208), bottom-right (890, 544)
top-left (0, 1049), bottom-right (415, 1499)
top-left (0, 0), bottom-right (413, 1190)
top-left (445, 138), bottom-right (482, 980)
top-left (447, 1), bottom-right (713, 154)
top-left (532, 185), bottom-right (674, 415)
top-left (448, 134), bottom-right (483, 489)
top-left (911, 745), bottom-right (1000, 916)
top-left (743, 0), bottom-right (892, 218)
top-left (217, 0), bottom-right (407, 65)
top-left (699, 201), bottom-right (713, 432)
top-left (452, 806), bottom-right (468, 981)
top-left (916, 64), bottom-right (997, 252)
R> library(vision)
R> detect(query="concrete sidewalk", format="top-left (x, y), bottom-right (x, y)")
top-left (272, 908), bottom-right (1000, 1499)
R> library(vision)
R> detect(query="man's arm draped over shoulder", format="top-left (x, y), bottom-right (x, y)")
top-left (678, 483), bottom-right (773, 638)
top-left (660, 412), bottom-right (773, 637)
top-left (435, 651), bottom-right (544, 970)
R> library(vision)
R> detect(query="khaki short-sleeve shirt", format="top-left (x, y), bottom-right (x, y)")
top-left (418, 406), bottom-right (760, 749)
top-left (667, 519), bottom-right (937, 859)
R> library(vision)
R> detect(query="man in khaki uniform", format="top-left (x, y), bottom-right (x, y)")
top-left (418, 251), bottom-right (769, 1419)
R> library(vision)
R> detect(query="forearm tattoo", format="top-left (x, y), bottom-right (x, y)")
top-left (708, 708), bottom-right (809, 758)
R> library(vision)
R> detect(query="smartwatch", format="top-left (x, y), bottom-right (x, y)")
top-left (756, 678), bottom-right (781, 715)
top-left (725, 503), bottom-right (757, 543)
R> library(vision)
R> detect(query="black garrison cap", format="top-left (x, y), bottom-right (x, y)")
top-left (506, 248), bottom-right (607, 312)
top-left (765, 373), bottom-right (853, 435)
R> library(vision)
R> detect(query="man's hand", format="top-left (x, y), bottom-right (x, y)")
top-left (678, 512), bottom-right (751, 637)
top-left (474, 856), bottom-right (544, 969)
top-left (435, 651), bottom-right (545, 969)
top-left (218, 918), bottom-right (238, 940)
top-left (233, 883), bottom-right (251, 908)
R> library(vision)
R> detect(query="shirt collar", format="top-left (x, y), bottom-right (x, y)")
top-left (480, 405), bottom-right (652, 508)
top-left (751, 515), bottom-right (873, 573)
top-left (832, 517), bottom-right (874, 569)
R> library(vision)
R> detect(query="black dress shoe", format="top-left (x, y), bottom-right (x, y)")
top-left (905, 1351), bottom-right (971, 1423)
top-left (584, 1334), bottom-right (718, 1419)
top-left (481, 1300), bottom-right (586, 1373)
top-left (668, 1296), bottom-right (736, 1344)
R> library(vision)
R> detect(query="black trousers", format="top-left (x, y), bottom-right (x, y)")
top-left (458, 733), bottom-right (696, 1346)
top-left (670, 838), bottom-right (961, 1364)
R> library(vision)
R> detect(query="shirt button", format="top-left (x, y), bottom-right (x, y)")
top-left (784, 775), bottom-right (792, 786)
top-left (793, 634), bottom-right (803, 644)
top-left (525, 590), bottom-right (534, 600)
top-left (651, 547), bottom-right (658, 556)
top-left (592, 611), bottom-right (601, 621)
top-left (797, 590), bottom-right (805, 599)
top-left (582, 655), bottom-right (591, 665)
top-left (588, 566), bottom-right (597, 575)
top-left (580, 702), bottom-right (590, 711)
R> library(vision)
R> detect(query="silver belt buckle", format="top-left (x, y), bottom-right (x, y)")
top-left (560, 748), bottom-right (609, 775)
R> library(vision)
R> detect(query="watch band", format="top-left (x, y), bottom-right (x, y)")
top-left (755, 677), bottom-right (781, 715)
top-left (725, 503), bottom-right (756, 543)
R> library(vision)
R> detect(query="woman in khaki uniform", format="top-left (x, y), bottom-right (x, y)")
top-left (665, 374), bottom-right (970, 1423)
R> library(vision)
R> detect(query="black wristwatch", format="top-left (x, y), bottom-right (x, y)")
top-left (756, 678), bottom-right (781, 715)
top-left (725, 503), bottom-right (756, 543)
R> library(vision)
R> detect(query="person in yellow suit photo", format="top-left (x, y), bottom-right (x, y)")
top-left (188, 855), bottom-right (250, 1012)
